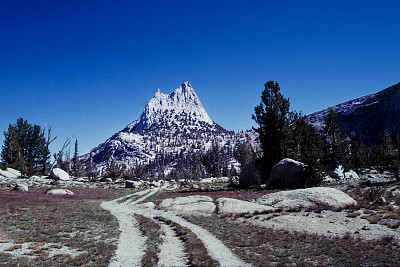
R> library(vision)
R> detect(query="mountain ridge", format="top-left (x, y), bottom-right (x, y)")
top-left (306, 82), bottom-right (400, 145)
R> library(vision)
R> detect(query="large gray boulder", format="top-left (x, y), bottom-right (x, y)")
top-left (268, 158), bottom-right (306, 189)
top-left (256, 187), bottom-right (357, 211)
top-left (50, 168), bottom-right (70, 181)
top-left (11, 184), bottom-right (28, 192)
top-left (216, 198), bottom-right (276, 214)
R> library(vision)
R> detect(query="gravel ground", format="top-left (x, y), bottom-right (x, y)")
top-left (247, 210), bottom-right (400, 241)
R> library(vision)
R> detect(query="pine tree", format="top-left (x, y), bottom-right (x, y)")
top-left (72, 139), bottom-right (80, 177)
top-left (86, 152), bottom-right (98, 181)
top-left (253, 81), bottom-right (291, 176)
top-left (1, 118), bottom-right (50, 175)
top-left (349, 136), bottom-right (368, 171)
top-left (380, 129), bottom-right (396, 170)
top-left (235, 137), bottom-right (255, 167)
top-left (323, 109), bottom-right (349, 169)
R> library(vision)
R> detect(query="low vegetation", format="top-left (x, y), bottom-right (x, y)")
top-left (0, 188), bottom-right (129, 266)
top-left (155, 216), bottom-right (218, 267)
top-left (183, 214), bottom-right (400, 266)
top-left (136, 215), bottom-right (162, 267)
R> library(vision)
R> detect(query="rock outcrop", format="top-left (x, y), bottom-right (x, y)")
top-left (158, 195), bottom-right (215, 213)
top-left (256, 187), bottom-right (357, 211)
top-left (216, 198), bottom-right (275, 214)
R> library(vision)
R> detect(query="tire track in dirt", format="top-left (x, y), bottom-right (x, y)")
top-left (103, 187), bottom-right (251, 267)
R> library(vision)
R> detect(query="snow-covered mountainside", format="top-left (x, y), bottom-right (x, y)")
top-left (83, 82), bottom-right (257, 176)
top-left (306, 82), bottom-right (400, 145)
top-left (124, 82), bottom-right (213, 133)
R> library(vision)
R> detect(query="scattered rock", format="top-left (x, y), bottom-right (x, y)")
top-left (6, 168), bottom-right (21, 177)
top-left (256, 187), bottom-right (357, 211)
top-left (46, 189), bottom-right (74, 195)
top-left (344, 170), bottom-right (359, 180)
top-left (191, 184), bottom-right (200, 190)
top-left (50, 168), bottom-right (70, 181)
top-left (215, 177), bottom-right (230, 183)
top-left (216, 198), bottom-right (275, 214)
top-left (11, 184), bottom-right (28, 192)
top-left (0, 169), bottom-right (18, 179)
top-left (149, 181), bottom-right (161, 187)
top-left (125, 180), bottom-right (136, 188)
top-left (329, 165), bottom-right (345, 179)
top-left (159, 195), bottom-right (215, 213)
top-left (268, 158), bottom-right (306, 189)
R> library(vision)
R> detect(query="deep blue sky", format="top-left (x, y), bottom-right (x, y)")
top-left (1, 0), bottom-right (400, 155)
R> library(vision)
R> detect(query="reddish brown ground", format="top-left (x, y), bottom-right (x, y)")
top-left (0, 187), bottom-right (127, 211)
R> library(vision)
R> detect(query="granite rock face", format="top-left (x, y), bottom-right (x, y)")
top-left (306, 82), bottom-right (400, 145)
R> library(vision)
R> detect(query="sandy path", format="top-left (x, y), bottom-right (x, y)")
top-left (101, 197), bottom-right (147, 267)
top-left (103, 187), bottom-right (251, 267)
top-left (158, 222), bottom-right (189, 267)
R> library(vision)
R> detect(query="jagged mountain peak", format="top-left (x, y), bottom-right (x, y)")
top-left (125, 82), bottom-right (213, 133)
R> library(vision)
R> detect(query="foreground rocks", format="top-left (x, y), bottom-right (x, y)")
top-left (158, 195), bottom-right (277, 215)
top-left (216, 198), bottom-right (276, 214)
top-left (0, 168), bottom-right (21, 179)
top-left (50, 168), bottom-right (70, 181)
top-left (159, 195), bottom-right (215, 213)
top-left (11, 183), bottom-right (28, 192)
top-left (256, 187), bottom-right (357, 211)
top-left (45, 189), bottom-right (75, 195)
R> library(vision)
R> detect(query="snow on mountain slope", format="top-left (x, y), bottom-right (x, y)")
top-left (83, 82), bottom-right (257, 175)
top-left (306, 82), bottom-right (400, 144)
top-left (124, 82), bottom-right (213, 133)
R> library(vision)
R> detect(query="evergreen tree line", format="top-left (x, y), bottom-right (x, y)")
top-left (253, 81), bottom-right (400, 186)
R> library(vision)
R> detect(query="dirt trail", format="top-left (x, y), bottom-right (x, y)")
top-left (158, 222), bottom-right (189, 267)
top-left (103, 186), bottom-right (251, 267)
top-left (101, 198), bottom-right (146, 267)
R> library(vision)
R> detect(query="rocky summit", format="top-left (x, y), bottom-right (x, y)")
top-left (306, 82), bottom-right (400, 145)
top-left (83, 82), bottom-right (255, 173)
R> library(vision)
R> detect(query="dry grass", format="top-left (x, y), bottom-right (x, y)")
top-left (155, 216), bottom-right (218, 267)
top-left (0, 187), bottom-right (130, 266)
top-left (183, 214), bottom-right (400, 266)
top-left (136, 215), bottom-right (163, 267)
